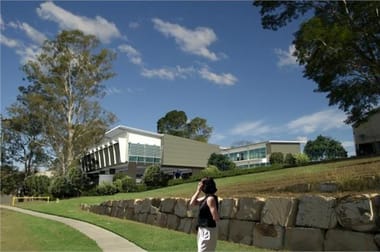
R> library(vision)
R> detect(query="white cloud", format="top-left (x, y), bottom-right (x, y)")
top-left (105, 87), bottom-right (122, 95)
top-left (141, 66), bottom-right (195, 80)
top-left (341, 140), bottom-right (355, 156)
top-left (16, 44), bottom-right (41, 63)
top-left (129, 22), bottom-right (140, 29)
top-left (0, 16), bottom-right (4, 30)
top-left (199, 67), bottom-right (237, 86)
top-left (0, 34), bottom-right (40, 63)
top-left (152, 18), bottom-right (219, 61)
top-left (36, 2), bottom-right (120, 43)
top-left (9, 21), bottom-right (47, 45)
top-left (287, 109), bottom-right (347, 134)
top-left (0, 34), bottom-right (20, 48)
top-left (341, 141), bottom-right (354, 149)
top-left (275, 44), bottom-right (298, 67)
top-left (296, 136), bottom-right (308, 143)
top-left (118, 44), bottom-right (143, 65)
top-left (230, 121), bottom-right (272, 136)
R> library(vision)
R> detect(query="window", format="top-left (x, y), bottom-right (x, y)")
top-left (128, 143), bottom-right (161, 164)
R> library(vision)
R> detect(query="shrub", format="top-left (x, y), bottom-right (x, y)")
top-left (49, 176), bottom-right (73, 198)
top-left (96, 182), bottom-right (118, 195)
top-left (269, 152), bottom-right (284, 165)
top-left (284, 153), bottom-right (296, 166)
top-left (120, 176), bottom-right (138, 192)
top-left (23, 175), bottom-right (51, 196)
top-left (113, 179), bottom-right (123, 192)
top-left (208, 153), bottom-right (236, 171)
top-left (294, 153), bottom-right (310, 166)
top-left (143, 165), bottom-right (169, 188)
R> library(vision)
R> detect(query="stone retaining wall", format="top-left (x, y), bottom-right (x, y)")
top-left (81, 193), bottom-right (380, 251)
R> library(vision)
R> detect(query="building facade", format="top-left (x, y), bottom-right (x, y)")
top-left (353, 109), bottom-right (380, 156)
top-left (221, 141), bottom-right (302, 168)
top-left (81, 125), bottom-right (220, 183)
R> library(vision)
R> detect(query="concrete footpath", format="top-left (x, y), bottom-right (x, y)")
top-left (0, 205), bottom-right (146, 252)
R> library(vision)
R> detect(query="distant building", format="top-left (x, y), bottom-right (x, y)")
top-left (221, 141), bottom-right (302, 168)
top-left (353, 109), bottom-right (380, 156)
top-left (81, 125), bottom-right (220, 183)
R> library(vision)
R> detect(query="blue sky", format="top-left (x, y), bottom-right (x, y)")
top-left (1, 1), bottom-right (355, 155)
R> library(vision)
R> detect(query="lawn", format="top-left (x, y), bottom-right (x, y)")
top-left (14, 156), bottom-right (380, 251)
top-left (0, 208), bottom-right (101, 251)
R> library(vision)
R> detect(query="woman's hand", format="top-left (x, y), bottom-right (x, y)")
top-left (196, 181), bottom-right (203, 193)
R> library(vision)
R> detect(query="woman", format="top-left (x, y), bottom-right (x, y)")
top-left (190, 177), bottom-right (220, 252)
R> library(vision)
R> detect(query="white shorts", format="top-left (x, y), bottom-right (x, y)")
top-left (197, 226), bottom-right (218, 252)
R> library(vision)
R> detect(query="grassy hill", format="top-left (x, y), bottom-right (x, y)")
top-left (14, 156), bottom-right (380, 252)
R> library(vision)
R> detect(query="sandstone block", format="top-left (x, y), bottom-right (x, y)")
top-left (105, 207), bottom-right (112, 216)
top-left (228, 220), bottom-right (254, 245)
top-left (236, 197), bottom-right (264, 221)
top-left (296, 195), bottom-right (337, 229)
top-left (136, 213), bottom-right (147, 223)
top-left (160, 198), bottom-right (176, 213)
top-left (324, 229), bottom-right (378, 251)
top-left (219, 198), bottom-right (236, 219)
top-left (218, 219), bottom-right (230, 241)
top-left (146, 214), bottom-right (157, 225)
top-left (284, 227), bottom-right (324, 251)
top-left (156, 212), bottom-right (168, 228)
top-left (174, 198), bottom-right (188, 218)
top-left (167, 214), bottom-right (180, 230)
top-left (261, 197), bottom-right (298, 227)
top-left (186, 203), bottom-right (199, 218)
top-left (134, 199), bottom-right (143, 214)
top-left (335, 194), bottom-right (378, 232)
top-left (178, 218), bottom-right (193, 233)
top-left (253, 223), bottom-right (284, 250)
top-left (124, 207), bottom-right (135, 220)
top-left (116, 207), bottom-right (125, 219)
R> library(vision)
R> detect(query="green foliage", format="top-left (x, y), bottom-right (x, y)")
top-left (157, 110), bottom-right (188, 137)
top-left (95, 182), bottom-right (118, 195)
top-left (1, 116), bottom-right (48, 176)
top-left (304, 135), bottom-right (347, 161)
top-left (208, 153), bottom-right (236, 171)
top-left (112, 173), bottom-right (137, 192)
top-left (269, 152), bottom-right (284, 165)
top-left (23, 175), bottom-right (51, 196)
top-left (157, 110), bottom-right (213, 142)
top-left (0, 165), bottom-right (24, 195)
top-left (67, 166), bottom-right (90, 196)
top-left (18, 30), bottom-right (117, 174)
top-left (49, 176), bottom-right (73, 198)
top-left (187, 117), bottom-right (213, 143)
top-left (284, 153), bottom-right (296, 166)
top-left (200, 165), bottom-right (221, 177)
top-left (113, 179), bottom-right (123, 192)
top-left (254, 1), bottom-right (380, 125)
top-left (120, 176), bottom-right (138, 192)
top-left (293, 153), bottom-right (310, 166)
top-left (143, 165), bottom-right (169, 188)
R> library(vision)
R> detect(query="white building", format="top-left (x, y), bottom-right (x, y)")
top-left (221, 141), bottom-right (303, 168)
top-left (81, 125), bottom-right (220, 183)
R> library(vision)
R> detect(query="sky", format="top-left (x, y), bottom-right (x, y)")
top-left (1, 1), bottom-right (355, 156)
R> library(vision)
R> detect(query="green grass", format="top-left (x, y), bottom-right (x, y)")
top-left (15, 156), bottom-right (380, 251)
top-left (0, 208), bottom-right (101, 251)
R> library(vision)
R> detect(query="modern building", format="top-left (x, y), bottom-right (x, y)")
top-left (353, 109), bottom-right (380, 156)
top-left (81, 125), bottom-right (220, 183)
top-left (220, 141), bottom-right (302, 168)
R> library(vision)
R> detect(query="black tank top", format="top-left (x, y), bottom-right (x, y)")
top-left (198, 195), bottom-right (219, 228)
